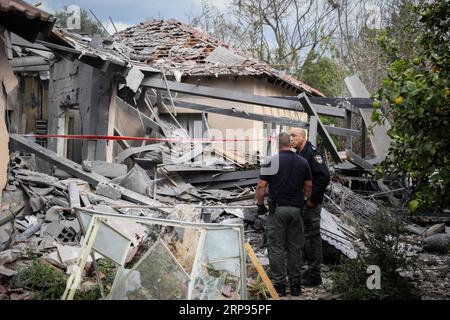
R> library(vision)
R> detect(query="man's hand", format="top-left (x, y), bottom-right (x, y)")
top-left (307, 199), bottom-right (314, 208)
top-left (257, 204), bottom-right (268, 215)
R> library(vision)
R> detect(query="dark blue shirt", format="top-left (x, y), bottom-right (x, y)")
top-left (259, 150), bottom-right (312, 206)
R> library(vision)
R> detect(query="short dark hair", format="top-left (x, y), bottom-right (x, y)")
top-left (278, 132), bottom-right (291, 148)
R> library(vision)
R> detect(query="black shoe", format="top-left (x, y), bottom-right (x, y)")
top-left (290, 283), bottom-right (302, 296)
top-left (302, 274), bottom-right (322, 287)
top-left (274, 284), bottom-right (286, 297)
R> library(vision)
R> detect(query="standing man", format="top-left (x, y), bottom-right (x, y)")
top-left (290, 128), bottom-right (331, 287)
top-left (256, 132), bottom-right (312, 297)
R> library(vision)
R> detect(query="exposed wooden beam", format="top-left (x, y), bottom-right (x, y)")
top-left (142, 76), bottom-right (346, 117)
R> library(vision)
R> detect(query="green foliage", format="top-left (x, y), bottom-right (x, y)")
top-left (247, 275), bottom-right (269, 300)
top-left (98, 258), bottom-right (117, 294)
top-left (299, 51), bottom-right (350, 97)
top-left (332, 212), bottom-right (420, 300)
top-left (54, 7), bottom-right (107, 36)
top-left (318, 115), bottom-right (345, 150)
top-left (13, 262), bottom-right (67, 300)
top-left (373, 0), bottom-right (450, 212)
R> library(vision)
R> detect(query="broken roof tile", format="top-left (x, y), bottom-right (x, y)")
top-left (116, 19), bottom-right (325, 97)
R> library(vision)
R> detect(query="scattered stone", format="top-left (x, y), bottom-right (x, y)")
top-left (45, 221), bottom-right (77, 243)
top-left (84, 161), bottom-right (127, 179)
top-left (423, 234), bottom-right (449, 254)
top-left (424, 224), bottom-right (446, 238)
top-left (45, 206), bottom-right (63, 222)
top-left (0, 249), bottom-right (24, 265)
top-left (95, 182), bottom-right (122, 200)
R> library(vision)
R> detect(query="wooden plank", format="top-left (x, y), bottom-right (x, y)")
top-left (345, 149), bottom-right (374, 171)
top-left (167, 98), bottom-right (359, 138)
top-left (298, 94), bottom-right (342, 163)
top-left (142, 76), bottom-right (346, 117)
top-left (244, 242), bottom-right (280, 300)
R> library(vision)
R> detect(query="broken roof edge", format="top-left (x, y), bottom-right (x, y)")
top-left (117, 19), bottom-right (325, 98)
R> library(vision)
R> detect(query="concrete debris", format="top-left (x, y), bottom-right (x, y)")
top-left (41, 251), bottom-right (64, 269)
top-left (422, 234), bottom-right (450, 254)
top-left (45, 221), bottom-right (78, 244)
top-left (82, 161), bottom-right (127, 179)
top-left (0, 249), bottom-right (24, 265)
top-left (95, 182), bottom-right (122, 200)
top-left (45, 206), bottom-right (63, 222)
top-left (424, 224), bottom-right (446, 238)
top-left (15, 223), bottom-right (41, 241)
top-left (112, 164), bottom-right (153, 196)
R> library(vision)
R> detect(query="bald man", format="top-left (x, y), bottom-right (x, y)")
top-left (290, 128), bottom-right (330, 287)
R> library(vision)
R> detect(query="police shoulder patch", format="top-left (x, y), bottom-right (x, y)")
top-left (314, 154), bottom-right (323, 164)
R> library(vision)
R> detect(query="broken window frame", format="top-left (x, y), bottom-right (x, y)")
top-left (62, 207), bottom-right (247, 300)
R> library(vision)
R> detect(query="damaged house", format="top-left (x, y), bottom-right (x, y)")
top-left (2, 1), bottom-right (448, 302)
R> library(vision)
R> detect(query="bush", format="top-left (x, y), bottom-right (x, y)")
top-left (332, 212), bottom-right (421, 300)
top-left (13, 262), bottom-right (67, 300)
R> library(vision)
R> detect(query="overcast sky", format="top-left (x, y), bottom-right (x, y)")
top-left (34, 0), bottom-right (230, 33)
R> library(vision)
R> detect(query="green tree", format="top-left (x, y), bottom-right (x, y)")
top-left (54, 7), bottom-right (107, 36)
top-left (299, 51), bottom-right (349, 97)
top-left (373, 0), bottom-right (450, 212)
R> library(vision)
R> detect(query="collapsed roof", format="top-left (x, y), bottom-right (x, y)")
top-left (116, 19), bottom-right (325, 96)
top-left (0, 0), bottom-right (55, 41)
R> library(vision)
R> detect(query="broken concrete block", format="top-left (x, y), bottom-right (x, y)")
top-left (29, 186), bottom-right (54, 197)
top-left (95, 182), bottom-right (122, 200)
top-left (49, 196), bottom-right (70, 208)
top-left (53, 168), bottom-right (74, 180)
top-left (61, 219), bottom-right (81, 235)
top-left (45, 222), bottom-right (77, 243)
top-left (41, 251), bottom-right (65, 269)
top-left (15, 223), bottom-right (41, 241)
top-left (0, 266), bottom-right (16, 276)
top-left (56, 244), bottom-right (81, 267)
top-left (115, 164), bottom-right (153, 196)
top-left (29, 196), bottom-right (46, 212)
top-left (0, 222), bottom-right (13, 251)
top-left (45, 206), bottom-right (62, 222)
top-left (83, 161), bottom-right (127, 179)
top-left (423, 234), bottom-right (449, 254)
top-left (0, 249), bottom-right (24, 265)
top-left (38, 235), bottom-right (57, 251)
top-left (424, 223), bottom-right (446, 238)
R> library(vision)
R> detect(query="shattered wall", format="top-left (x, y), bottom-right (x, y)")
top-left (0, 30), bottom-right (19, 203)
top-left (48, 58), bottom-right (114, 163)
top-left (175, 76), bottom-right (307, 159)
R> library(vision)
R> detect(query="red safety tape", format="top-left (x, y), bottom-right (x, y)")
top-left (23, 134), bottom-right (276, 143)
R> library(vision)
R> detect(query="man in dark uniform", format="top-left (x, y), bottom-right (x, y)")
top-left (256, 132), bottom-right (312, 297)
top-left (290, 128), bottom-right (330, 287)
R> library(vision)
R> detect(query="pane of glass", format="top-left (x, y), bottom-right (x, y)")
top-left (190, 229), bottom-right (242, 300)
top-left (108, 239), bottom-right (190, 300)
